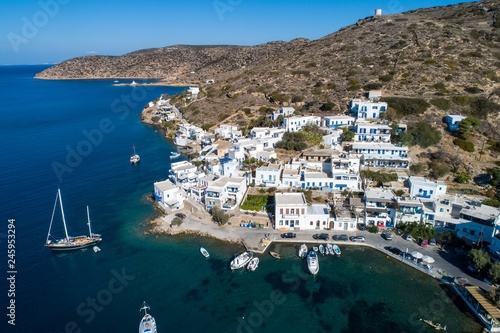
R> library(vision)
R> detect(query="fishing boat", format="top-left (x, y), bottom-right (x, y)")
top-left (270, 251), bottom-right (281, 260)
top-left (326, 243), bottom-right (333, 255)
top-left (170, 152), bottom-right (180, 159)
top-left (230, 251), bottom-right (253, 270)
top-left (200, 247), bottom-right (210, 258)
top-left (130, 145), bottom-right (140, 164)
top-left (332, 244), bottom-right (341, 257)
top-left (307, 251), bottom-right (319, 275)
top-left (319, 244), bottom-right (325, 256)
top-left (139, 302), bottom-right (157, 333)
top-left (247, 257), bottom-right (259, 271)
top-left (312, 246), bottom-right (319, 252)
top-left (93, 246), bottom-right (101, 253)
top-left (420, 319), bottom-right (446, 330)
top-left (298, 244), bottom-right (308, 258)
top-left (45, 189), bottom-right (102, 251)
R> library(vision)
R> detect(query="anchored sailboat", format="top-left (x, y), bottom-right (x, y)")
top-left (130, 144), bottom-right (140, 164)
top-left (45, 189), bottom-right (102, 251)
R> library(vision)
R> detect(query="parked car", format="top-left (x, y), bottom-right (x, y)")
top-left (429, 239), bottom-right (437, 246)
top-left (281, 233), bottom-right (296, 239)
top-left (333, 234), bottom-right (349, 241)
top-left (313, 233), bottom-right (329, 240)
top-left (405, 234), bottom-right (413, 241)
top-left (421, 239), bottom-right (428, 247)
top-left (349, 236), bottom-right (366, 242)
top-left (357, 224), bottom-right (367, 231)
top-left (175, 213), bottom-right (186, 219)
top-left (382, 232), bottom-right (392, 241)
top-left (385, 246), bottom-right (402, 255)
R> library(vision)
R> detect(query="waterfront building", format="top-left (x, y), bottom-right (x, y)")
top-left (153, 179), bottom-right (185, 210)
top-left (169, 161), bottom-right (198, 190)
top-left (364, 188), bottom-right (396, 227)
top-left (205, 176), bottom-right (247, 212)
top-left (394, 197), bottom-right (424, 225)
top-left (408, 176), bottom-right (447, 199)
top-left (351, 98), bottom-right (387, 119)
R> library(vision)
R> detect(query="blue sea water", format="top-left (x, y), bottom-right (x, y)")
top-left (0, 66), bottom-right (483, 333)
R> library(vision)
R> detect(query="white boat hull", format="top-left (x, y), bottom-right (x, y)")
top-left (307, 251), bottom-right (319, 275)
top-left (231, 252), bottom-right (253, 270)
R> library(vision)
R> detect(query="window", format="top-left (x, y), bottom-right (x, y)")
top-left (302, 209), bottom-right (305, 215)
top-left (291, 209), bottom-right (295, 215)
top-left (286, 208), bottom-right (289, 214)
top-left (323, 221), bottom-right (326, 225)
top-left (280, 208), bottom-right (283, 214)
top-left (296, 220), bottom-right (299, 226)
top-left (310, 221), bottom-right (313, 226)
top-left (279, 220), bottom-right (283, 226)
top-left (285, 220), bottom-right (289, 225)
top-left (440, 208), bottom-right (444, 212)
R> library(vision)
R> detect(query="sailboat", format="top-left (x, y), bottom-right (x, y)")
top-left (45, 189), bottom-right (102, 251)
top-left (139, 302), bottom-right (157, 333)
top-left (130, 144), bottom-right (140, 164)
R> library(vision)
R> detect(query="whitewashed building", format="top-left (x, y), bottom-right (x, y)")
top-left (269, 107), bottom-right (295, 121)
top-left (364, 188), bottom-right (396, 227)
top-left (153, 179), bottom-right (185, 210)
top-left (255, 163), bottom-right (282, 186)
top-left (351, 142), bottom-right (409, 168)
top-left (323, 116), bottom-right (355, 129)
top-left (353, 122), bottom-right (392, 142)
top-left (408, 177), bottom-right (447, 199)
top-left (351, 99), bottom-right (388, 119)
top-left (169, 161), bottom-right (198, 190)
top-left (215, 125), bottom-right (242, 139)
top-left (283, 116), bottom-right (321, 132)
top-left (205, 176), bottom-right (247, 212)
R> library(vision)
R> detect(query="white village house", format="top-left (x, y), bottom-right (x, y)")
top-left (153, 179), bottom-right (185, 211)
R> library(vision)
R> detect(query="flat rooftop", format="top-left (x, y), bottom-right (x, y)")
top-left (275, 193), bottom-right (307, 206)
top-left (154, 179), bottom-right (177, 191)
top-left (209, 176), bottom-right (245, 188)
top-left (307, 204), bottom-right (329, 215)
top-left (365, 188), bottom-right (395, 202)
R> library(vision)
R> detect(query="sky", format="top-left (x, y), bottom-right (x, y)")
top-left (1, 0), bottom-right (469, 65)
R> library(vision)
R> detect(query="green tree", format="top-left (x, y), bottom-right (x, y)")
top-left (455, 172), bottom-right (471, 183)
top-left (429, 162), bottom-right (450, 179)
top-left (487, 287), bottom-right (500, 307)
top-left (340, 128), bottom-right (355, 142)
top-left (457, 117), bottom-right (481, 139)
top-left (368, 225), bottom-right (379, 233)
top-left (468, 249), bottom-right (490, 272)
top-left (488, 262), bottom-right (500, 284)
top-left (211, 206), bottom-right (229, 225)
top-left (172, 217), bottom-right (183, 226)
top-left (320, 102), bottom-right (336, 112)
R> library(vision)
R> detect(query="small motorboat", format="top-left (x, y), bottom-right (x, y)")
top-left (170, 152), bottom-right (180, 159)
top-left (93, 246), bottom-right (101, 253)
top-left (298, 244), bottom-right (307, 258)
top-left (200, 247), bottom-right (209, 258)
top-left (312, 246), bottom-right (319, 252)
top-left (270, 251), bottom-right (281, 260)
top-left (326, 243), bottom-right (333, 255)
top-left (307, 251), bottom-right (319, 275)
top-left (247, 257), bottom-right (259, 271)
top-left (230, 252), bottom-right (253, 270)
top-left (319, 245), bottom-right (325, 256)
top-left (332, 244), bottom-right (341, 257)
top-left (139, 302), bottom-right (157, 333)
top-left (420, 319), bottom-right (446, 330)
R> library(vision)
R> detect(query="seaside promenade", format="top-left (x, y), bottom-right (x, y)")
top-left (151, 210), bottom-right (491, 291)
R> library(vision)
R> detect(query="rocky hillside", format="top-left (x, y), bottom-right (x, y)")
top-left (34, 41), bottom-right (309, 81)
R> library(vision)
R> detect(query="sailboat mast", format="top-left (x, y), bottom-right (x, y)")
top-left (46, 190), bottom-right (60, 243)
top-left (133, 144), bottom-right (136, 155)
top-left (58, 188), bottom-right (70, 241)
top-left (87, 206), bottom-right (93, 237)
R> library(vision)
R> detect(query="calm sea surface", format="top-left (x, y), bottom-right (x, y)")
top-left (0, 65), bottom-right (482, 333)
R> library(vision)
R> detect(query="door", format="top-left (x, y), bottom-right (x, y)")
top-left (329, 221), bottom-right (334, 229)
top-left (316, 221), bottom-right (320, 228)
top-left (344, 223), bottom-right (348, 230)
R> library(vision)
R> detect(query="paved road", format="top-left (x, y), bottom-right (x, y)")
top-left (157, 211), bottom-right (491, 290)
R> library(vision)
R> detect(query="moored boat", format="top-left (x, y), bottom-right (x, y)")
top-left (298, 244), bottom-right (308, 258)
top-left (200, 247), bottom-right (210, 258)
top-left (139, 302), bottom-right (157, 333)
top-left (270, 251), bottom-right (281, 259)
top-left (312, 246), bottom-right (319, 252)
top-left (170, 152), bottom-right (180, 159)
top-left (333, 244), bottom-right (341, 257)
top-left (247, 257), bottom-right (259, 271)
top-left (93, 246), bottom-right (101, 253)
top-left (45, 189), bottom-right (102, 251)
top-left (420, 319), bottom-right (446, 330)
top-left (230, 251), bottom-right (253, 270)
top-left (319, 244), bottom-right (325, 256)
top-left (307, 251), bottom-right (319, 275)
top-left (326, 243), bottom-right (333, 255)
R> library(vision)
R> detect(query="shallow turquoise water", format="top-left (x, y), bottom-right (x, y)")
top-left (0, 66), bottom-right (482, 333)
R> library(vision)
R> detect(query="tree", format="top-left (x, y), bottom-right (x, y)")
top-left (455, 172), bottom-right (471, 183)
top-left (368, 225), bottom-right (379, 233)
top-left (171, 217), bottom-right (183, 226)
top-left (320, 102), bottom-right (336, 112)
top-left (429, 162), bottom-right (450, 179)
top-left (340, 128), bottom-right (354, 142)
top-left (488, 262), bottom-right (500, 284)
top-left (468, 249), bottom-right (490, 272)
top-left (457, 117), bottom-right (481, 139)
top-left (211, 206), bottom-right (229, 225)
top-left (410, 162), bottom-right (426, 174)
top-left (487, 287), bottom-right (500, 307)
